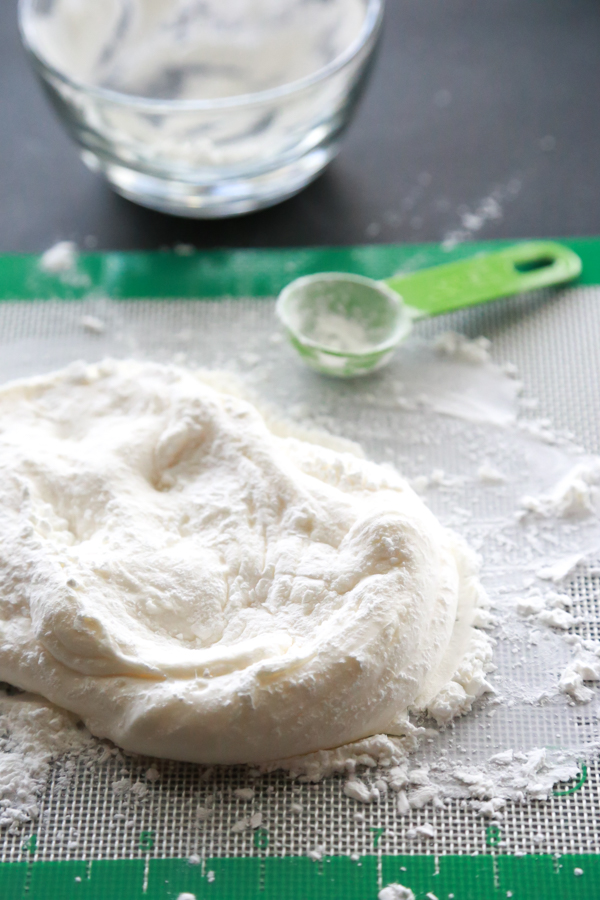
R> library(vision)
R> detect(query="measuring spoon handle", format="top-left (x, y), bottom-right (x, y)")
top-left (384, 241), bottom-right (582, 319)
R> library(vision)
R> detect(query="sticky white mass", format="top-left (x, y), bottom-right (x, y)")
top-left (0, 360), bottom-right (492, 764)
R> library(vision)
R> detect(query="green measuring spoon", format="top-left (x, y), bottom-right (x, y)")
top-left (276, 241), bottom-right (582, 377)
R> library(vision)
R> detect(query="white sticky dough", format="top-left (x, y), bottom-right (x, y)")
top-left (0, 360), bottom-right (491, 764)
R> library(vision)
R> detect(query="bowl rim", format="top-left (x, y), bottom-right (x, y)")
top-left (276, 271), bottom-right (413, 358)
top-left (18, 0), bottom-right (385, 111)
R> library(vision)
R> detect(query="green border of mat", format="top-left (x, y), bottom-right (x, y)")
top-left (1, 236), bottom-right (600, 301)
top-left (1, 236), bottom-right (599, 899)
top-left (1, 854), bottom-right (599, 899)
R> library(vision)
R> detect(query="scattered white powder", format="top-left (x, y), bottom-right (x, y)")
top-left (434, 332), bottom-right (491, 364)
top-left (261, 732), bottom-right (417, 782)
top-left (536, 553), bottom-right (586, 583)
top-left (446, 747), bottom-right (580, 813)
top-left (80, 315), bottom-right (106, 335)
top-left (396, 791), bottom-right (410, 815)
top-left (559, 643), bottom-right (600, 704)
top-left (477, 462), bottom-right (506, 484)
top-left (0, 690), bottom-right (93, 830)
top-left (412, 469), bottom-right (466, 493)
top-left (520, 460), bottom-right (600, 518)
top-left (39, 241), bottom-right (78, 274)
top-left (441, 178), bottom-right (521, 250)
top-left (233, 788), bottom-right (255, 801)
top-left (343, 779), bottom-right (380, 803)
top-left (112, 778), bottom-right (132, 796)
top-left (379, 884), bottom-right (415, 900)
top-left (536, 608), bottom-right (576, 630)
top-left (517, 595), bottom-right (546, 617)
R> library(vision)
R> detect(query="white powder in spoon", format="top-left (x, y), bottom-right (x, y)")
top-left (309, 313), bottom-right (374, 354)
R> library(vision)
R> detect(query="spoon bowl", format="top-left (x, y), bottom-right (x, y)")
top-left (276, 272), bottom-right (414, 377)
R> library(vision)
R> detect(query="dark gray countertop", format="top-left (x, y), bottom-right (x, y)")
top-left (2, 0), bottom-right (599, 253)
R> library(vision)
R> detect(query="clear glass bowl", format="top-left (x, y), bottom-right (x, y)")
top-left (19, 0), bottom-right (385, 218)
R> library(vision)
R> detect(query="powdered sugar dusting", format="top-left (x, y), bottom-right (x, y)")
top-left (0, 691), bottom-right (94, 831)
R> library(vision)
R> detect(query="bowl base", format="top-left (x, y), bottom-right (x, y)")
top-left (81, 146), bottom-right (337, 218)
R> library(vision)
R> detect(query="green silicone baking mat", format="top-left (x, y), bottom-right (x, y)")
top-left (0, 237), bottom-right (599, 900)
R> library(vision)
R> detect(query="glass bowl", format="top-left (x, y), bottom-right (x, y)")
top-left (19, 0), bottom-right (385, 218)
